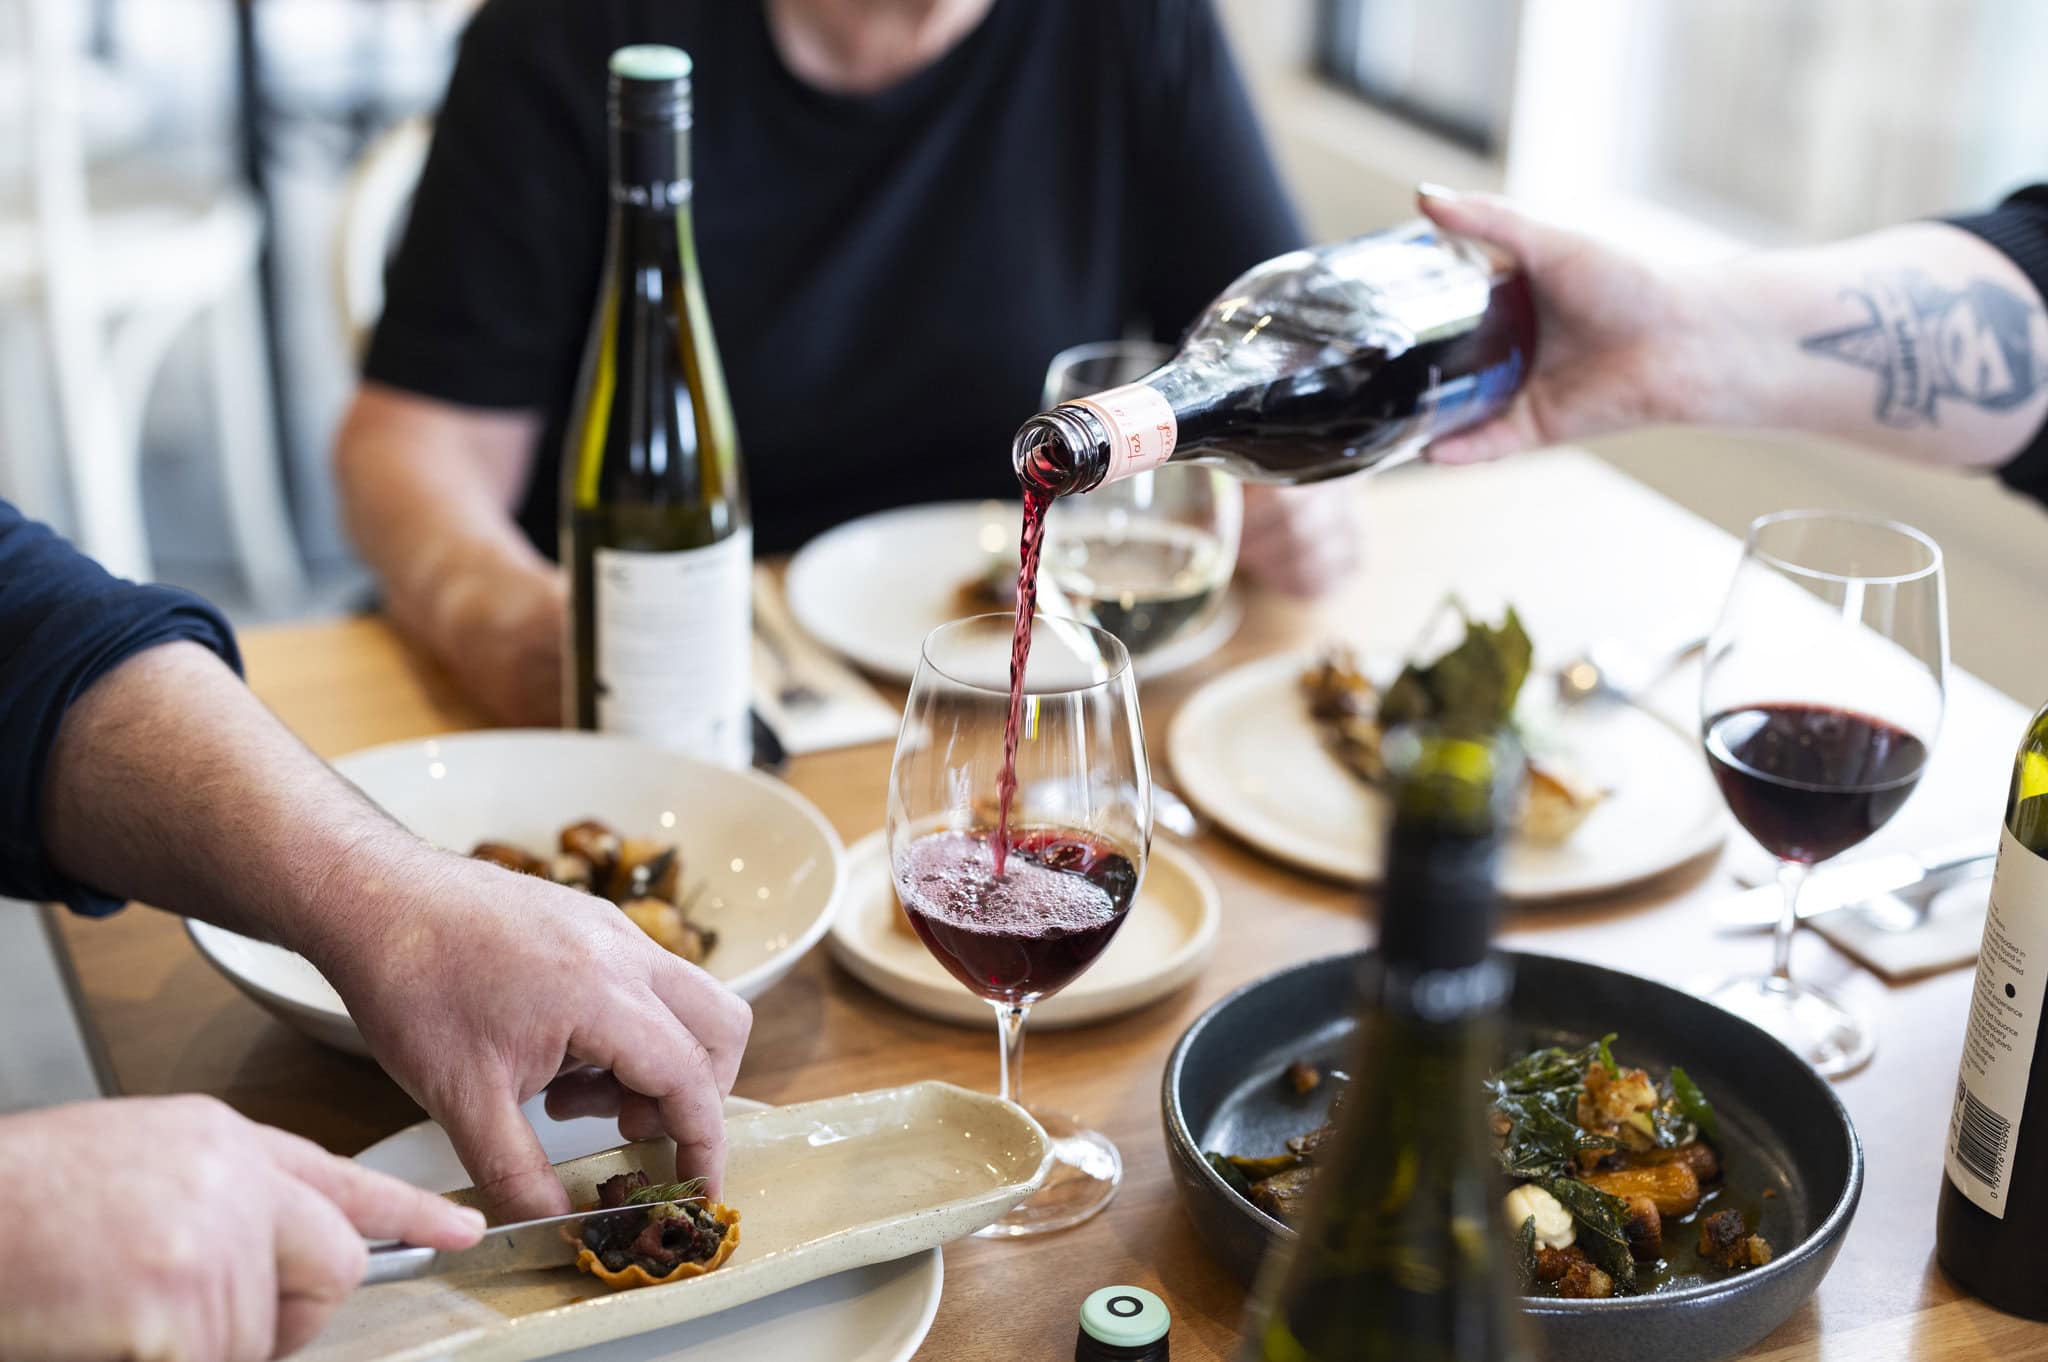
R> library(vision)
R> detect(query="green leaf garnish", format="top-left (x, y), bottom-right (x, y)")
top-left (1596, 1033), bottom-right (1618, 1077)
top-left (1669, 1066), bottom-right (1721, 1144)
top-left (1378, 598), bottom-right (1534, 732)
top-left (625, 1178), bottom-right (706, 1205)
top-left (1204, 1151), bottom-right (1253, 1198)
top-left (1541, 1177), bottom-right (1638, 1295)
top-left (1516, 1214), bottom-right (1539, 1290)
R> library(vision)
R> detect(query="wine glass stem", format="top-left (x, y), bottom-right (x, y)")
top-left (1772, 860), bottom-right (1807, 984)
top-left (993, 1001), bottom-right (1029, 1106)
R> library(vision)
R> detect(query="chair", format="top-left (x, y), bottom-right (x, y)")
top-left (0, 0), bottom-right (305, 608)
top-left (335, 115), bottom-right (432, 360)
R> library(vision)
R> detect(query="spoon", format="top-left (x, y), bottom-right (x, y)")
top-left (1554, 636), bottom-right (1707, 707)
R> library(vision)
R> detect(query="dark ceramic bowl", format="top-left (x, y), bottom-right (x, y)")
top-left (1162, 950), bottom-right (1863, 1362)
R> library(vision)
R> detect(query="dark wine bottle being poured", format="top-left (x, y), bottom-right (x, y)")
top-left (995, 222), bottom-right (1537, 873)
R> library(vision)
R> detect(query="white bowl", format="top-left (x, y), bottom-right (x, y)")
top-left (187, 730), bottom-right (846, 1056)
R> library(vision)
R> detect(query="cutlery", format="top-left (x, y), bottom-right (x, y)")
top-left (1713, 843), bottom-right (1995, 932)
top-left (1555, 635), bottom-right (1707, 707)
top-left (754, 617), bottom-right (827, 713)
top-left (363, 1199), bottom-right (700, 1285)
top-left (750, 708), bottom-right (790, 775)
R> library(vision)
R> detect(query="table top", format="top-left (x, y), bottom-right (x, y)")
top-left (58, 450), bottom-right (2046, 1360)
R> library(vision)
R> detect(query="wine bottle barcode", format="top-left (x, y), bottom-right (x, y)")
top-left (1954, 1081), bottom-right (2014, 1190)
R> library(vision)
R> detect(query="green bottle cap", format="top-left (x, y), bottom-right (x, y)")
top-left (609, 45), bottom-right (693, 81)
top-left (1078, 1285), bottom-right (1170, 1353)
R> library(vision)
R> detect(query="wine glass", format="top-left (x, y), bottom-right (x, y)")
top-left (1700, 510), bottom-right (1947, 1076)
top-left (1041, 341), bottom-right (1243, 661)
top-left (887, 614), bottom-right (1151, 1235)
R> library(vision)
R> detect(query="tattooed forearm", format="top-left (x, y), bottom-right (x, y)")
top-left (1799, 270), bottom-right (2048, 428)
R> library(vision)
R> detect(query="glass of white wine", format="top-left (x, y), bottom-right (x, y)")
top-left (1040, 342), bottom-right (1242, 664)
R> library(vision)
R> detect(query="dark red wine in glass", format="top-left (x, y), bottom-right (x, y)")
top-left (1703, 703), bottom-right (1929, 864)
top-left (895, 826), bottom-right (1138, 1004)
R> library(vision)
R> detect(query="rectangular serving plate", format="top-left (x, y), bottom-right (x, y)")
top-left (302, 1082), bottom-right (1051, 1362)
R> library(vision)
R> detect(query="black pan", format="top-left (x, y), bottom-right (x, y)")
top-left (1161, 950), bottom-right (1862, 1362)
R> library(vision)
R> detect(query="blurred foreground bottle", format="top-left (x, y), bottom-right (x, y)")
top-left (1014, 222), bottom-right (1536, 498)
top-left (1239, 728), bottom-right (1535, 1362)
top-left (1936, 700), bottom-right (2048, 1316)
top-left (562, 45), bottom-right (750, 765)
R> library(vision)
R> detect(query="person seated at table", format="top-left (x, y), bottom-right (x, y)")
top-left (335, 0), bottom-right (1357, 726)
top-left (0, 500), bottom-right (751, 1358)
top-left (1413, 183), bottom-right (2048, 492)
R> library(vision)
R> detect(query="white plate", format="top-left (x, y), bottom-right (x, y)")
top-left (1168, 654), bottom-right (1728, 900)
top-left (784, 500), bottom-right (1240, 685)
top-left (346, 1095), bottom-right (943, 1362)
top-left (825, 831), bottom-right (1220, 1028)
top-left (188, 731), bottom-right (847, 1056)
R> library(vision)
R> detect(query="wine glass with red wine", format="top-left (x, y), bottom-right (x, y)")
top-left (1700, 510), bottom-right (1946, 1075)
top-left (887, 613), bottom-right (1150, 1236)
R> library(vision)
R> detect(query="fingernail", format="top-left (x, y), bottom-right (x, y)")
top-left (455, 1206), bottom-right (488, 1235)
top-left (1418, 181), bottom-right (1461, 204)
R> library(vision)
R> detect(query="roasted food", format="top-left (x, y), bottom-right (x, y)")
top-left (1206, 1035), bottom-right (1775, 1299)
top-left (954, 552), bottom-right (1020, 616)
top-left (575, 1170), bottom-right (741, 1291)
top-left (1300, 601), bottom-right (1610, 845)
top-left (470, 818), bottom-right (717, 965)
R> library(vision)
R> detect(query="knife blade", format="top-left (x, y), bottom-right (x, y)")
top-left (1713, 843), bottom-right (1995, 930)
top-left (362, 1199), bottom-right (700, 1285)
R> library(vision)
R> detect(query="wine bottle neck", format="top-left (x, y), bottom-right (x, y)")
top-left (608, 121), bottom-right (692, 213)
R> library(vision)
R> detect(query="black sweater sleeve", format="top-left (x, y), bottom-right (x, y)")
top-left (1944, 185), bottom-right (2048, 505)
top-left (0, 502), bottom-right (241, 915)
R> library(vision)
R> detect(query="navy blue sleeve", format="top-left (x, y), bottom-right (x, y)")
top-left (1944, 185), bottom-right (2048, 507)
top-left (0, 502), bottom-right (241, 915)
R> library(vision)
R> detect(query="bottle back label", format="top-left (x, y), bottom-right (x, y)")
top-left (1077, 383), bottom-right (1177, 484)
top-left (1944, 824), bottom-right (2048, 1217)
top-left (593, 531), bottom-right (752, 767)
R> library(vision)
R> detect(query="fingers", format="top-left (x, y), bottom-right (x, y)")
top-left (1236, 486), bottom-right (1360, 597)
top-left (438, 1088), bottom-right (572, 1221)
top-left (578, 998), bottom-right (729, 1196)
top-left (1424, 393), bottom-right (1548, 466)
top-left (257, 1126), bottom-right (486, 1249)
top-left (640, 956), bottom-right (752, 1095)
top-left (1417, 184), bottom-right (1576, 274)
top-left (267, 1170), bottom-right (369, 1357)
top-left (544, 1067), bottom-right (627, 1121)
top-left (615, 1092), bottom-right (666, 1144)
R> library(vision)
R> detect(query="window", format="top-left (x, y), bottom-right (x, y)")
top-left (1313, 0), bottom-right (1519, 154)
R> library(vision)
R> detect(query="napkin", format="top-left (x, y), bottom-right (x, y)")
top-left (752, 568), bottom-right (900, 755)
top-left (1810, 874), bottom-right (1990, 982)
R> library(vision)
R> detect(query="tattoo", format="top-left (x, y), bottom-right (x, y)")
top-left (1799, 269), bottom-right (2048, 427)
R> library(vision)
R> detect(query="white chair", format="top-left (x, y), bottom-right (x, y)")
top-left (335, 115), bottom-right (432, 360)
top-left (0, 0), bottom-right (305, 609)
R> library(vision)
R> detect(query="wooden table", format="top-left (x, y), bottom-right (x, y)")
top-left (59, 451), bottom-right (2048, 1360)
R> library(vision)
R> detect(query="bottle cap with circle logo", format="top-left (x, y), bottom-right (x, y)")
top-left (1075, 1285), bottom-right (1170, 1361)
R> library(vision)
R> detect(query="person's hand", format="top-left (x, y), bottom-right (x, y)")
top-left (307, 847), bottom-right (753, 1221)
top-left (0, 1096), bottom-right (482, 1361)
top-left (429, 556), bottom-right (566, 726)
top-left (1235, 483), bottom-right (1362, 596)
top-left (1416, 185), bottom-right (1727, 465)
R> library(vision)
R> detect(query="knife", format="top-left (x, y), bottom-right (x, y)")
top-left (1713, 842), bottom-right (1996, 931)
top-left (362, 1199), bottom-right (700, 1285)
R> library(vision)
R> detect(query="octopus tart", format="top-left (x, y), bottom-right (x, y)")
top-left (574, 1171), bottom-right (742, 1291)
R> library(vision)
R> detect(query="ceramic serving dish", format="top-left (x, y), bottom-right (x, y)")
top-left (1162, 951), bottom-right (1862, 1362)
top-left (304, 1082), bottom-right (1050, 1362)
top-left (187, 730), bottom-right (846, 1055)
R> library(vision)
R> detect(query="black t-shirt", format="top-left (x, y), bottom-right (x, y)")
top-left (1948, 185), bottom-right (2048, 507)
top-left (366, 0), bottom-right (1305, 555)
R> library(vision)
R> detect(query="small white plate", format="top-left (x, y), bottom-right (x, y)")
top-left (1168, 654), bottom-right (1728, 900)
top-left (187, 731), bottom-right (847, 1056)
top-left (357, 1097), bottom-right (942, 1362)
top-left (784, 501), bottom-right (1240, 685)
top-left (826, 831), bottom-right (1220, 1028)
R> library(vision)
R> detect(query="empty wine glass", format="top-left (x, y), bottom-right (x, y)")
top-left (1041, 342), bottom-right (1243, 662)
top-left (887, 614), bottom-right (1151, 1235)
top-left (1700, 510), bottom-right (1947, 1076)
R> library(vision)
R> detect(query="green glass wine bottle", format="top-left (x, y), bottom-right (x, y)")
top-left (1936, 701), bottom-right (2048, 1316)
top-left (1240, 729), bottom-right (1536, 1362)
top-left (562, 45), bottom-right (749, 765)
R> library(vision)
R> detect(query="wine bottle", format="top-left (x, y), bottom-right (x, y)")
top-left (1013, 222), bottom-right (1536, 498)
top-left (1936, 700), bottom-right (2048, 1316)
top-left (1239, 728), bottom-right (1536, 1362)
top-left (562, 45), bottom-right (750, 765)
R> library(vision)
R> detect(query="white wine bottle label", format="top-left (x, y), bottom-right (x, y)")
top-left (1944, 824), bottom-right (2048, 1217)
top-left (1077, 383), bottom-right (1177, 485)
top-left (593, 531), bottom-right (752, 767)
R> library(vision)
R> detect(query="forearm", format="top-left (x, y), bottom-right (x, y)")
top-left (40, 641), bottom-right (424, 964)
top-left (1684, 222), bottom-right (2048, 467)
top-left (335, 385), bottom-right (554, 655)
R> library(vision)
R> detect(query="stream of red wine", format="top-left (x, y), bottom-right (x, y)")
top-left (993, 488), bottom-right (1051, 877)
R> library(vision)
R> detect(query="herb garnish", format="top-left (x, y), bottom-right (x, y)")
top-left (625, 1178), bottom-right (707, 1205)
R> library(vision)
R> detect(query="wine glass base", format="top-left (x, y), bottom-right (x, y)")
top-left (1700, 974), bottom-right (1874, 1077)
top-left (975, 1107), bottom-right (1122, 1237)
